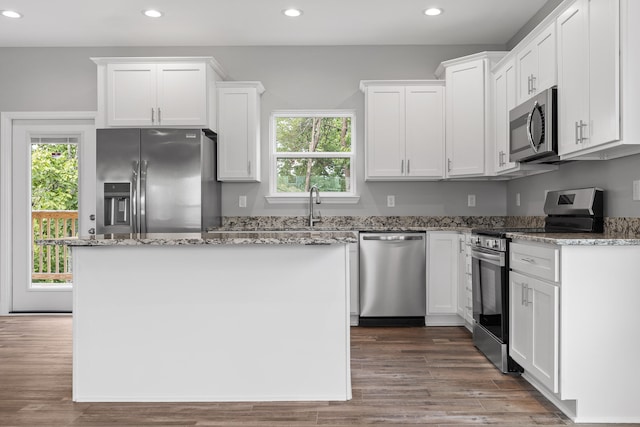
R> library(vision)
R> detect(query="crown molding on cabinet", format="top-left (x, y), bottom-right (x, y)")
top-left (359, 79), bottom-right (444, 93)
top-left (434, 51), bottom-right (508, 79)
top-left (90, 56), bottom-right (227, 81)
top-left (217, 81), bottom-right (265, 95)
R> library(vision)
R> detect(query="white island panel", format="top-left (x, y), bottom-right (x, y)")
top-left (72, 244), bottom-right (351, 402)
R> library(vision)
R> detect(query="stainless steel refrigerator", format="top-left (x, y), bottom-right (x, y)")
top-left (96, 128), bottom-right (221, 234)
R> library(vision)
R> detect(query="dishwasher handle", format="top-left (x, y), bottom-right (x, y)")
top-left (362, 234), bottom-right (424, 241)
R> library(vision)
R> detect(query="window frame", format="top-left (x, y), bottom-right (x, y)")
top-left (266, 109), bottom-right (359, 204)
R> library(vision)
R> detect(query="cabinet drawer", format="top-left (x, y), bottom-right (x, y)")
top-left (510, 242), bottom-right (559, 282)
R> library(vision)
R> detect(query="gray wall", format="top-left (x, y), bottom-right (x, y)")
top-left (507, 155), bottom-right (640, 218)
top-left (0, 45), bottom-right (508, 217)
top-left (507, 0), bottom-right (564, 50)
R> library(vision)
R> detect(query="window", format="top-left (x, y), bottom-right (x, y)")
top-left (268, 110), bottom-right (357, 203)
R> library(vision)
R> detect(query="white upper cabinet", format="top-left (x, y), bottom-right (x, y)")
top-left (156, 63), bottom-right (208, 126)
top-left (557, 0), bottom-right (637, 159)
top-left (106, 63), bottom-right (157, 127)
top-left (405, 86), bottom-right (445, 178)
top-left (93, 57), bottom-right (227, 130)
top-left (493, 59), bottom-right (518, 173)
top-left (516, 23), bottom-right (557, 104)
top-left (361, 81), bottom-right (444, 180)
top-left (436, 52), bottom-right (506, 178)
top-left (217, 82), bottom-right (264, 182)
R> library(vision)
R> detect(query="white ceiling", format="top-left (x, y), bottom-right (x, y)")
top-left (0, 0), bottom-right (548, 47)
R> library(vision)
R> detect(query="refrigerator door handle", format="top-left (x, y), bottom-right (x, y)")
top-left (140, 160), bottom-right (148, 234)
top-left (132, 161), bottom-right (139, 233)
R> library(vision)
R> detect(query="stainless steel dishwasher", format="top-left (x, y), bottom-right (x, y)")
top-left (359, 232), bottom-right (426, 326)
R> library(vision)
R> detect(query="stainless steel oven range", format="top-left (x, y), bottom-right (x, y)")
top-left (471, 187), bottom-right (604, 373)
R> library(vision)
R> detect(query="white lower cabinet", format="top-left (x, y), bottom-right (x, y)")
top-left (508, 240), bottom-right (640, 423)
top-left (509, 271), bottom-right (559, 393)
top-left (426, 232), bottom-right (464, 326)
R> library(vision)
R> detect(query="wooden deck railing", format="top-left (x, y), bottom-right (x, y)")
top-left (32, 210), bottom-right (78, 282)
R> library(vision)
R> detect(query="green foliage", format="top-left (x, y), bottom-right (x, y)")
top-left (31, 144), bottom-right (78, 210)
top-left (31, 143), bottom-right (78, 283)
top-left (275, 116), bottom-right (352, 192)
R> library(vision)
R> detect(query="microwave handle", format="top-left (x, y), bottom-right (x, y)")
top-left (526, 101), bottom-right (539, 153)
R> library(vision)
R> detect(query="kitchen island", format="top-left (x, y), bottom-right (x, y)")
top-left (55, 231), bottom-right (357, 402)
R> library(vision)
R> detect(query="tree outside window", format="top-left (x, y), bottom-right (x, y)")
top-left (272, 111), bottom-right (355, 195)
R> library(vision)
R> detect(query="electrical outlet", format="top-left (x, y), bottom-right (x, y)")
top-left (633, 180), bottom-right (640, 201)
top-left (239, 195), bottom-right (247, 208)
top-left (387, 195), bottom-right (395, 208)
top-left (516, 193), bottom-right (521, 207)
top-left (467, 194), bottom-right (476, 207)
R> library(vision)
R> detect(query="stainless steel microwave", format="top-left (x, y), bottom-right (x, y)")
top-left (509, 87), bottom-right (558, 163)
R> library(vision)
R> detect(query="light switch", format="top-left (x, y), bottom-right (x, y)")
top-left (516, 193), bottom-right (521, 207)
top-left (633, 180), bottom-right (640, 201)
top-left (467, 194), bottom-right (476, 207)
top-left (239, 195), bottom-right (247, 208)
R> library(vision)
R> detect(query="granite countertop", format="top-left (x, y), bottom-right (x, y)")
top-left (40, 231), bottom-right (359, 247)
top-left (508, 231), bottom-right (640, 246)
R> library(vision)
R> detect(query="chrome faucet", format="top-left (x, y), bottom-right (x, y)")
top-left (308, 185), bottom-right (321, 227)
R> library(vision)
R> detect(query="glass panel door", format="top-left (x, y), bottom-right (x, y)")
top-left (11, 120), bottom-right (95, 313)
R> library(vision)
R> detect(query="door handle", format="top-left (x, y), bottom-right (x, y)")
top-left (132, 161), bottom-right (139, 234)
top-left (579, 120), bottom-right (588, 143)
top-left (407, 159), bottom-right (410, 175)
top-left (158, 108), bottom-right (162, 124)
top-left (447, 158), bottom-right (452, 173)
top-left (151, 108), bottom-right (155, 124)
top-left (401, 159), bottom-right (404, 174)
top-left (530, 74), bottom-right (536, 93)
top-left (526, 101), bottom-right (539, 153)
top-left (140, 160), bottom-right (148, 234)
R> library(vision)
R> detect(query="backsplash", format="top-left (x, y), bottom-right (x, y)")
top-left (222, 215), bottom-right (640, 235)
top-left (505, 216), bottom-right (640, 235)
top-left (221, 216), bottom-right (506, 231)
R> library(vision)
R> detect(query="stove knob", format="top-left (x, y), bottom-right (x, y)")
top-left (475, 237), bottom-right (481, 245)
top-left (492, 241), bottom-right (499, 249)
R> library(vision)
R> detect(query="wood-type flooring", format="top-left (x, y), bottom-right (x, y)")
top-left (0, 316), bottom-right (632, 426)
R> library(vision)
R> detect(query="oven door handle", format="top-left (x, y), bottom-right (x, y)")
top-left (471, 248), bottom-right (505, 267)
top-left (526, 101), bottom-right (540, 153)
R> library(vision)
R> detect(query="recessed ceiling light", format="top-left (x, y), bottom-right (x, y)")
top-left (1, 10), bottom-right (22, 19)
top-left (424, 8), bottom-right (443, 16)
top-left (142, 9), bottom-right (163, 18)
top-left (282, 8), bottom-right (303, 18)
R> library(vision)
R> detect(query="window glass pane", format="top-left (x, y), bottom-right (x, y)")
top-left (276, 158), bottom-right (351, 193)
top-left (276, 117), bottom-right (352, 153)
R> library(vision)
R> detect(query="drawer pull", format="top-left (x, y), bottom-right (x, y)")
top-left (521, 257), bottom-right (536, 264)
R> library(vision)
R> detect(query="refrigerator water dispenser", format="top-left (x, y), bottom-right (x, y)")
top-left (104, 182), bottom-right (130, 226)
